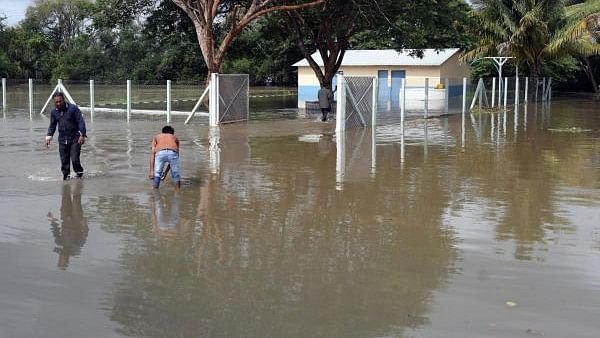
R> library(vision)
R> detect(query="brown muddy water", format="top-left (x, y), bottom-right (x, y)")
top-left (0, 99), bottom-right (599, 338)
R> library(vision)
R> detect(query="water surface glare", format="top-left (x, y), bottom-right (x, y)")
top-left (0, 100), bottom-right (599, 338)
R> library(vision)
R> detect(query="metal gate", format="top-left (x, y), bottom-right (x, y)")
top-left (217, 74), bottom-right (249, 124)
top-left (336, 76), bottom-right (376, 132)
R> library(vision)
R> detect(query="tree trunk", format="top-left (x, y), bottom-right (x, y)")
top-left (192, 21), bottom-right (220, 82)
top-left (173, 0), bottom-right (325, 82)
top-left (582, 57), bottom-right (599, 93)
top-left (529, 59), bottom-right (543, 100)
top-left (288, 10), bottom-right (349, 90)
top-left (529, 59), bottom-right (542, 79)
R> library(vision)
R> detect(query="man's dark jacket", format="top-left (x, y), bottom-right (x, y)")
top-left (47, 103), bottom-right (87, 144)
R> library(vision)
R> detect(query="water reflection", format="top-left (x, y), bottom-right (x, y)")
top-left (455, 103), bottom-right (587, 260)
top-left (336, 128), bottom-right (377, 190)
top-left (150, 191), bottom-right (191, 239)
top-left (61, 100), bottom-right (599, 337)
top-left (100, 129), bottom-right (458, 338)
top-left (47, 181), bottom-right (89, 270)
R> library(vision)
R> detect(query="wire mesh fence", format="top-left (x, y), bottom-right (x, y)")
top-left (336, 75), bottom-right (553, 130)
top-left (217, 74), bottom-right (249, 124)
top-left (333, 76), bottom-right (473, 129)
top-left (344, 76), bottom-right (375, 129)
top-left (375, 77), bottom-right (474, 127)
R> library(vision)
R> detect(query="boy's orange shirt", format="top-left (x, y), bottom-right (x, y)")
top-left (152, 133), bottom-right (179, 153)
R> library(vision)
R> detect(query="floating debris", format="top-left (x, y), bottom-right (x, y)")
top-left (526, 328), bottom-right (544, 336)
top-left (548, 127), bottom-right (592, 133)
top-left (470, 107), bottom-right (506, 114)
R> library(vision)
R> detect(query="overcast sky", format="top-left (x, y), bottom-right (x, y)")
top-left (0, 0), bottom-right (34, 26)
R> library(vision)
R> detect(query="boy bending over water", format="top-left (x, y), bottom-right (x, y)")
top-left (151, 126), bottom-right (180, 190)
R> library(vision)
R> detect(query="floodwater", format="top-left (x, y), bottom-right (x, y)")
top-left (0, 98), bottom-right (599, 338)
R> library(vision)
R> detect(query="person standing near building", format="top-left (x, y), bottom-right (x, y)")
top-left (151, 126), bottom-right (181, 190)
top-left (318, 85), bottom-right (333, 122)
top-left (45, 92), bottom-right (87, 180)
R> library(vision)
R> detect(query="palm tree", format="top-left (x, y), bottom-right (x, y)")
top-left (463, 0), bottom-right (566, 79)
top-left (548, 0), bottom-right (600, 92)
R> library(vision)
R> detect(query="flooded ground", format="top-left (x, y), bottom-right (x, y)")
top-left (0, 98), bottom-right (599, 338)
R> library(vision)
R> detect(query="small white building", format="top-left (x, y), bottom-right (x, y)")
top-left (293, 48), bottom-right (469, 108)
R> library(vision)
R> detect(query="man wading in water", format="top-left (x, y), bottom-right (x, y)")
top-left (45, 92), bottom-right (87, 180)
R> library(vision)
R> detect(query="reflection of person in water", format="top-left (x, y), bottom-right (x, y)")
top-left (47, 182), bottom-right (89, 269)
top-left (150, 191), bottom-right (191, 239)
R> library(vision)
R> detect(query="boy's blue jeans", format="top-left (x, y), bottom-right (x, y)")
top-left (153, 150), bottom-right (180, 187)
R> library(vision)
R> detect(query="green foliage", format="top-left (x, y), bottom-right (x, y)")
top-left (22, 0), bottom-right (95, 50)
top-left (543, 56), bottom-right (582, 88)
top-left (93, 0), bottom-right (157, 29)
top-left (139, 0), bottom-right (206, 81)
top-left (548, 0), bottom-right (600, 56)
top-left (286, 0), bottom-right (473, 88)
top-left (0, 0), bottom-right (596, 92)
top-left (351, 0), bottom-right (474, 51)
top-left (222, 17), bottom-right (303, 85)
top-left (464, 0), bottom-right (567, 77)
top-left (387, 0), bottom-right (474, 51)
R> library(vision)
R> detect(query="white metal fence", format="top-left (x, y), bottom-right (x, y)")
top-left (333, 75), bottom-right (553, 131)
top-left (0, 76), bottom-right (289, 125)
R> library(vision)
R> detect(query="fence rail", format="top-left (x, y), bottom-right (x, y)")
top-left (0, 78), bottom-right (294, 124)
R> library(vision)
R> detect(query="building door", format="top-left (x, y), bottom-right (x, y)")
top-left (390, 70), bottom-right (406, 108)
top-left (377, 70), bottom-right (389, 104)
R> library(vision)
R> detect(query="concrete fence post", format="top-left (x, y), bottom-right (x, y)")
top-left (371, 78), bottom-right (377, 128)
top-left (524, 77), bottom-right (529, 103)
top-left (503, 77), bottom-right (508, 107)
top-left (491, 77), bottom-right (496, 107)
top-left (444, 78), bottom-right (449, 114)
top-left (166, 80), bottom-right (171, 123)
top-left (424, 78), bottom-right (429, 118)
top-left (126, 80), bottom-right (131, 122)
top-left (28, 78), bottom-right (33, 120)
top-left (400, 78), bottom-right (406, 135)
top-left (90, 80), bottom-right (94, 122)
top-left (1, 78), bottom-right (6, 111)
top-left (514, 76), bottom-right (519, 106)
top-left (209, 73), bottom-right (219, 127)
top-left (335, 75), bottom-right (345, 133)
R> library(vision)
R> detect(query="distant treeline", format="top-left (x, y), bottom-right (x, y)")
top-left (0, 0), bottom-right (598, 92)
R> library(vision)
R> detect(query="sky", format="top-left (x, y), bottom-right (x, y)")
top-left (0, 0), bottom-right (34, 26)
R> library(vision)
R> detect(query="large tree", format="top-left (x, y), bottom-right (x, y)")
top-left (16, 0), bottom-right (97, 79)
top-left (286, 0), bottom-right (473, 89)
top-left (23, 0), bottom-right (94, 51)
top-left (548, 0), bottom-right (600, 92)
top-left (170, 0), bottom-right (325, 78)
top-left (284, 0), bottom-right (354, 89)
top-left (462, 0), bottom-right (566, 79)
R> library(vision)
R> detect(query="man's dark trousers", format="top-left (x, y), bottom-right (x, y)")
top-left (59, 137), bottom-right (83, 179)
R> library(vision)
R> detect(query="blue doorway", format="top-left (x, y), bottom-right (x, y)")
top-left (390, 70), bottom-right (406, 108)
top-left (378, 70), bottom-right (389, 104)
